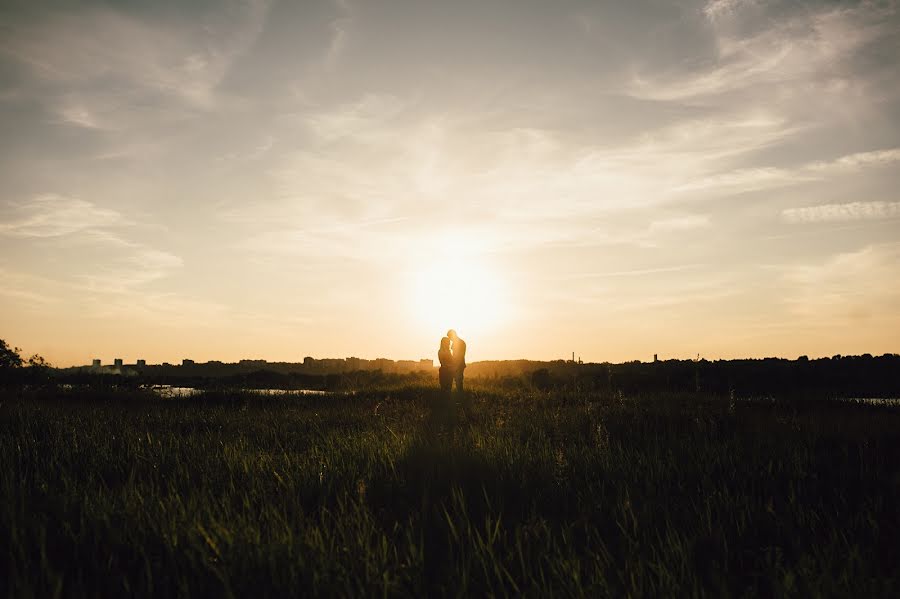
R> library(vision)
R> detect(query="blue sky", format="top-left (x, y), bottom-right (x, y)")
top-left (1, 0), bottom-right (898, 365)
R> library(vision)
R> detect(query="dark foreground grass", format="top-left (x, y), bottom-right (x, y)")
top-left (1, 385), bottom-right (898, 597)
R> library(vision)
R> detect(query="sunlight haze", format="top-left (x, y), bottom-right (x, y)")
top-left (1, 0), bottom-right (899, 366)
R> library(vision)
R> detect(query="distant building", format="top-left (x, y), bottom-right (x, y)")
top-left (136, 359), bottom-right (146, 367)
top-left (654, 354), bottom-right (658, 362)
top-left (182, 359), bottom-right (194, 366)
top-left (92, 359), bottom-right (101, 367)
top-left (420, 358), bottom-right (434, 369)
top-left (114, 358), bottom-right (123, 367)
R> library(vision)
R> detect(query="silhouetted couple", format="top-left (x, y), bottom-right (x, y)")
top-left (438, 329), bottom-right (466, 397)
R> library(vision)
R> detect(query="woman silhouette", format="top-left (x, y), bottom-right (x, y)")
top-left (438, 336), bottom-right (455, 396)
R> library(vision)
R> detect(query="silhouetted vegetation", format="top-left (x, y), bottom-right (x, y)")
top-left (1, 383), bottom-right (898, 596)
top-left (0, 338), bottom-right (51, 386)
top-left (472, 354), bottom-right (900, 398)
top-left (0, 339), bottom-right (23, 371)
top-left (40, 353), bottom-right (900, 399)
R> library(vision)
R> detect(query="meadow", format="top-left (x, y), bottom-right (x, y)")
top-left (1, 383), bottom-right (898, 597)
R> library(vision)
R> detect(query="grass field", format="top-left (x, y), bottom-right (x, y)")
top-left (2, 384), bottom-right (898, 597)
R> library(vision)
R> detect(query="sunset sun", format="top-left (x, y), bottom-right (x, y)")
top-left (409, 253), bottom-right (509, 340)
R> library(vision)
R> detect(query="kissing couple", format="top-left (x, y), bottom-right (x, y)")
top-left (438, 329), bottom-right (466, 396)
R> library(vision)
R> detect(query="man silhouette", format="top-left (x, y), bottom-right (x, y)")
top-left (447, 329), bottom-right (466, 395)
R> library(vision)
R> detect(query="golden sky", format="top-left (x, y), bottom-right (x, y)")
top-left (1, 0), bottom-right (899, 366)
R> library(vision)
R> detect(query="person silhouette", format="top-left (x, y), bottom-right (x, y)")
top-left (437, 336), bottom-right (454, 397)
top-left (447, 329), bottom-right (466, 395)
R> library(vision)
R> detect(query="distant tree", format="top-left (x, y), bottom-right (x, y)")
top-left (0, 339), bottom-right (23, 370)
top-left (27, 354), bottom-right (51, 368)
top-left (25, 353), bottom-right (53, 385)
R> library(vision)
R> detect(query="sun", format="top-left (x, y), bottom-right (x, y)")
top-left (409, 253), bottom-right (509, 340)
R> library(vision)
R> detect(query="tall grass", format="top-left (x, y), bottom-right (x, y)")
top-left (1, 386), bottom-right (898, 597)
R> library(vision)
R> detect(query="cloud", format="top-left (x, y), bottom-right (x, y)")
top-left (675, 148), bottom-right (900, 194)
top-left (304, 93), bottom-right (407, 141)
top-left (674, 166), bottom-right (809, 194)
top-left (617, 0), bottom-right (900, 222)
top-left (564, 263), bottom-right (705, 279)
top-left (217, 135), bottom-right (276, 162)
top-left (782, 243), bottom-right (900, 323)
top-left (702, 0), bottom-right (759, 21)
top-left (227, 92), bottom-right (839, 265)
top-left (324, 0), bottom-right (352, 71)
top-left (0, 193), bottom-right (182, 293)
top-left (1, 1), bottom-right (271, 129)
top-left (0, 263), bottom-right (223, 327)
top-left (648, 214), bottom-right (711, 233)
top-left (253, 102), bottom-right (795, 221)
top-left (807, 149), bottom-right (900, 172)
top-left (632, 2), bottom-right (891, 102)
top-left (77, 245), bottom-right (184, 292)
top-left (57, 105), bottom-right (105, 130)
top-left (783, 201), bottom-right (900, 224)
top-left (0, 194), bottom-right (125, 237)
top-left (0, 268), bottom-right (62, 306)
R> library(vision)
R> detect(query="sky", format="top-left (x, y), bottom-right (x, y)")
top-left (1, 0), bottom-right (899, 367)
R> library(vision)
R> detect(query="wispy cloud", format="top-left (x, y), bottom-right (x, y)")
top-left (0, 268), bottom-right (63, 306)
top-left (56, 104), bottom-right (105, 130)
top-left (783, 201), bottom-right (900, 224)
top-left (323, 0), bottom-right (353, 71)
top-left (0, 193), bottom-right (182, 293)
top-left (702, 0), bottom-right (759, 22)
top-left (648, 215), bottom-right (711, 233)
top-left (565, 264), bottom-right (706, 279)
top-left (781, 243), bottom-right (900, 324)
top-left (632, 2), bottom-right (890, 102)
top-left (1, 1), bottom-right (270, 129)
top-left (76, 245), bottom-right (184, 293)
top-left (807, 149), bottom-right (900, 172)
top-left (0, 194), bottom-right (125, 237)
top-left (240, 103), bottom-right (796, 242)
top-left (304, 93), bottom-right (407, 141)
top-left (675, 148), bottom-right (900, 194)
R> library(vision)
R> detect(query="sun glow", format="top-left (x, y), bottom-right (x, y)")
top-left (409, 252), bottom-right (510, 342)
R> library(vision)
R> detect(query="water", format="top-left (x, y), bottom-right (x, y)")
top-left (840, 397), bottom-right (900, 406)
top-left (146, 385), bottom-right (331, 398)
top-left (736, 395), bottom-right (900, 405)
